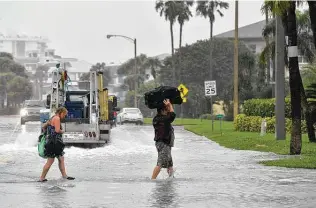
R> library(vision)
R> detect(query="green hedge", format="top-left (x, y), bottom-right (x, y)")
top-left (243, 98), bottom-right (291, 118)
top-left (234, 114), bottom-right (307, 134)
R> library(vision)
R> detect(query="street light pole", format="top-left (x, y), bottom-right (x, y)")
top-left (233, 0), bottom-right (239, 120)
top-left (106, 34), bottom-right (138, 108)
top-left (275, 15), bottom-right (286, 140)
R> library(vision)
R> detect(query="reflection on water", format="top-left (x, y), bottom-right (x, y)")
top-left (39, 182), bottom-right (71, 208)
top-left (150, 180), bottom-right (178, 208)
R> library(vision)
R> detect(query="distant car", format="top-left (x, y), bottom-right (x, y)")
top-left (116, 108), bottom-right (144, 125)
top-left (20, 100), bottom-right (46, 125)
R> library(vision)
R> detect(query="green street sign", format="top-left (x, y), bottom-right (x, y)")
top-left (216, 114), bottom-right (224, 119)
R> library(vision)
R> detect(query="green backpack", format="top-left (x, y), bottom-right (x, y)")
top-left (38, 133), bottom-right (47, 159)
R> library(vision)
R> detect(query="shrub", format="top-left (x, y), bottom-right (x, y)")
top-left (234, 114), bottom-right (307, 134)
top-left (243, 98), bottom-right (291, 118)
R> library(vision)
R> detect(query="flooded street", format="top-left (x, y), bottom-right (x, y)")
top-left (1, 116), bottom-right (316, 208)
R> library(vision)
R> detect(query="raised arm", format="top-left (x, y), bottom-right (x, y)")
top-left (154, 99), bottom-right (176, 124)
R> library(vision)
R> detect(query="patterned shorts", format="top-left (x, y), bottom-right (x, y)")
top-left (155, 141), bottom-right (173, 168)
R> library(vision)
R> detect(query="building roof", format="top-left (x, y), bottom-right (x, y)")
top-left (214, 20), bottom-right (266, 39)
top-left (67, 60), bottom-right (93, 73)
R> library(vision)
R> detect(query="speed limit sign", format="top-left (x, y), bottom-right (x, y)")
top-left (205, 80), bottom-right (216, 96)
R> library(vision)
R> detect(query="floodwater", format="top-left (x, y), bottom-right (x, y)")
top-left (1, 115), bottom-right (316, 208)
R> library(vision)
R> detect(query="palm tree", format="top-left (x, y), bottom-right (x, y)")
top-left (176, 1), bottom-right (194, 116)
top-left (155, 0), bottom-right (178, 85)
top-left (260, 9), bottom-right (315, 85)
top-left (287, 1), bottom-right (302, 154)
top-left (177, 1), bottom-right (194, 51)
top-left (196, 1), bottom-right (229, 40)
top-left (196, 0), bottom-right (229, 118)
top-left (264, 6), bottom-right (272, 85)
top-left (307, 1), bottom-right (316, 48)
top-left (260, 5), bottom-right (316, 143)
top-left (263, 0), bottom-right (304, 153)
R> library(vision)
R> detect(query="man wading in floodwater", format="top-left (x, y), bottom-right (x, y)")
top-left (151, 99), bottom-right (175, 179)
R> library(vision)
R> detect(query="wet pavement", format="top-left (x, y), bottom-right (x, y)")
top-left (1, 115), bottom-right (316, 208)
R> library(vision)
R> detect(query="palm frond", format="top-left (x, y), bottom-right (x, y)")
top-left (196, 1), bottom-right (208, 18)
top-left (262, 18), bottom-right (275, 38)
top-left (261, 0), bottom-right (274, 16)
top-left (259, 44), bottom-right (271, 66)
top-left (216, 9), bottom-right (224, 17)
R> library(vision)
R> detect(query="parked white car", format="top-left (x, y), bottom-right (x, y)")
top-left (117, 108), bottom-right (144, 125)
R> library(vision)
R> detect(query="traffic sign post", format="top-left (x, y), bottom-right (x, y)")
top-left (205, 81), bottom-right (217, 132)
top-left (178, 83), bottom-right (189, 119)
top-left (204, 80), bottom-right (217, 96)
top-left (216, 114), bottom-right (224, 136)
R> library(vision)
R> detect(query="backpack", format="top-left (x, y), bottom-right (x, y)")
top-left (38, 133), bottom-right (47, 159)
top-left (144, 86), bottom-right (183, 109)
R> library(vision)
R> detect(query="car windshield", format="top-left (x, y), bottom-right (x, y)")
top-left (25, 100), bottom-right (45, 107)
top-left (125, 109), bottom-right (140, 114)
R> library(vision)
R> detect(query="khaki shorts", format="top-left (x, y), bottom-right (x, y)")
top-left (155, 141), bottom-right (173, 168)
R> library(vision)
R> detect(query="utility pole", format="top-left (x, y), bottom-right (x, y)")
top-left (275, 15), bottom-right (286, 140)
top-left (233, 0), bottom-right (239, 119)
top-left (134, 38), bottom-right (137, 108)
top-left (210, 8), bottom-right (214, 131)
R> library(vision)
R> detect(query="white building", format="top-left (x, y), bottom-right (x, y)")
top-left (0, 33), bottom-right (57, 73)
top-left (214, 20), bottom-right (309, 78)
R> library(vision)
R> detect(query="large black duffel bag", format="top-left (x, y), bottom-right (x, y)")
top-left (144, 86), bottom-right (183, 109)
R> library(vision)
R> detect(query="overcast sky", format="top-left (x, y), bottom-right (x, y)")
top-left (0, 0), bottom-right (267, 64)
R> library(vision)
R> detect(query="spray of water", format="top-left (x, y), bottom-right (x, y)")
top-left (0, 121), bottom-right (41, 152)
top-left (0, 123), bottom-right (154, 158)
top-left (66, 126), bottom-right (154, 158)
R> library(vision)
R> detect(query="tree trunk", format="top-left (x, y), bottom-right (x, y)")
top-left (179, 24), bottom-right (183, 51)
top-left (179, 23), bottom-right (183, 118)
top-left (308, 1), bottom-right (316, 48)
top-left (265, 8), bottom-right (271, 86)
top-left (179, 23), bottom-right (183, 81)
top-left (271, 12), bottom-right (276, 97)
top-left (209, 19), bottom-right (214, 79)
top-left (287, 2), bottom-right (302, 155)
top-left (209, 18), bottom-right (214, 125)
top-left (170, 21), bottom-right (175, 86)
top-left (272, 56), bottom-right (276, 97)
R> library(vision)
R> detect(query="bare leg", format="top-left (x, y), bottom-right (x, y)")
top-left (57, 156), bottom-right (67, 178)
top-left (167, 166), bottom-right (174, 177)
top-left (58, 156), bottom-right (75, 180)
top-left (151, 166), bottom-right (161, 180)
top-left (39, 158), bottom-right (55, 181)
